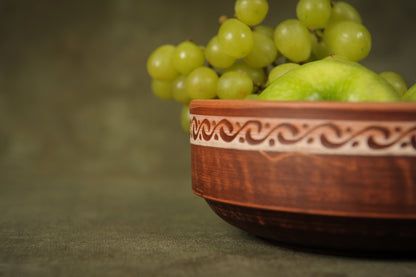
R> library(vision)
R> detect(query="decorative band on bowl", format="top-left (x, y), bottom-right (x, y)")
top-left (190, 114), bottom-right (416, 157)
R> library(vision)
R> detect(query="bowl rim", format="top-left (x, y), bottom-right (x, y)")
top-left (190, 99), bottom-right (416, 121)
top-left (190, 99), bottom-right (416, 113)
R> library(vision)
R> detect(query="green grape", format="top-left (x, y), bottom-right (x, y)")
top-left (274, 19), bottom-right (311, 63)
top-left (147, 44), bottom-right (179, 81)
top-left (205, 36), bottom-right (236, 68)
top-left (296, 0), bottom-right (332, 29)
top-left (328, 1), bottom-right (362, 24)
top-left (224, 60), bottom-right (267, 90)
top-left (244, 94), bottom-right (259, 100)
top-left (310, 33), bottom-right (330, 60)
top-left (267, 63), bottom-right (300, 85)
top-left (172, 41), bottom-right (205, 75)
top-left (244, 32), bottom-right (278, 68)
top-left (151, 79), bottom-right (173, 100)
top-left (186, 66), bottom-right (218, 99)
top-left (171, 75), bottom-right (191, 104)
top-left (380, 71), bottom-right (408, 96)
top-left (253, 25), bottom-right (274, 39)
top-left (402, 83), bottom-right (416, 101)
top-left (234, 0), bottom-right (269, 26)
top-left (323, 21), bottom-right (371, 62)
top-left (217, 71), bottom-right (253, 99)
top-left (218, 18), bottom-right (254, 59)
top-left (313, 40), bottom-right (330, 60)
top-left (181, 105), bottom-right (190, 134)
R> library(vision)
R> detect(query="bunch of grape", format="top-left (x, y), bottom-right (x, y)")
top-left (146, 0), bottom-right (409, 132)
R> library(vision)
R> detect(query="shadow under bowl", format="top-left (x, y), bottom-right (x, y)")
top-left (190, 99), bottom-right (416, 253)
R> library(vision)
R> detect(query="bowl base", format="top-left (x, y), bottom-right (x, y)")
top-left (206, 199), bottom-right (416, 254)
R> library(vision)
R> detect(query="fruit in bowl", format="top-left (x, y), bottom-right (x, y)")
top-left (259, 57), bottom-right (400, 102)
top-left (146, 0), bottom-right (416, 252)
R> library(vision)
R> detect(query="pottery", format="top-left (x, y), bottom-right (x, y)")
top-left (190, 99), bottom-right (416, 252)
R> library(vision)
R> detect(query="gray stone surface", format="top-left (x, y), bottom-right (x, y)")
top-left (1, 0), bottom-right (416, 276)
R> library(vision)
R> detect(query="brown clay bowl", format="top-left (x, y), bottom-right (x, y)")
top-left (190, 99), bottom-right (416, 253)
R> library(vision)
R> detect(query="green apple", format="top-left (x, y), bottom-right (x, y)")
top-left (402, 83), bottom-right (416, 102)
top-left (259, 57), bottom-right (400, 102)
top-left (266, 63), bottom-right (300, 86)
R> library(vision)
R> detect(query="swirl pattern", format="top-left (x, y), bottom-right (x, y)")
top-left (190, 114), bottom-right (416, 156)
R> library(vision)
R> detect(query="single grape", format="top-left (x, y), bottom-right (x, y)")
top-left (217, 71), bottom-right (253, 99)
top-left (323, 21), bottom-right (371, 61)
top-left (224, 60), bottom-right (267, 90)
top-left (267, 63), bottom-right (300, 85)
top-left (205, 36), bottom-right (236, 68)
top-left (328, 1), bottom-right (362, 24)
top-left (253, 25), bottom-right (274, 39)
top-left (181, 105), bottom-right (190, 134)
top-left (186, 67), bottom-right (218, 99)
top-left (274, 19), bottom-right (311, 63)
top-left (244, 94), bottom-right (259, 100)
top-left (218, 18), bottom-right (254, 59)
top-left (296, 0), bottom-right (332, 29)
top-left (151, 79), bottom-right (173, 100)
top-left (147, 44), bottom-right (179, 81)
top-left (402, 83), bottom-right (416, 101)
top-left (172, 41), bottom-right (205, 75)
top-left (244, 32), bottom-right (278, 68)
top-left (380, 71), bottom-right (408, 96)
top-left (172, 75), bottom-right (191, 104)
top-left (310, 32), bottom-right (330, 60)
top-left (235, 0), bottom-right (269, 26)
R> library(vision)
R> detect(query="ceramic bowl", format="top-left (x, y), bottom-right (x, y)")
top-left (190, 99), bottom-right (416, 253)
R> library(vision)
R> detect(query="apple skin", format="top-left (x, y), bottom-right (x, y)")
top-left (258, 57), bottom-right (400, 102)
top-left (402, 83), bottom-right (416, 102)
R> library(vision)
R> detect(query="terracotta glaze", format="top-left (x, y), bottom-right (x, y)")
top-left (190, 99), bottom-right (416, 252)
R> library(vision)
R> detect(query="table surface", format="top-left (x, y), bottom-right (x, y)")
top-left (1, 164), bottom-right (416, 277)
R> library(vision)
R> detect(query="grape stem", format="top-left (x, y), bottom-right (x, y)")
top-left (254, 82), bottom-right (266, 91)
top-left (218, 15), bottom-right (228, 25)
top-left (308, 27), bottom-right (324, 43)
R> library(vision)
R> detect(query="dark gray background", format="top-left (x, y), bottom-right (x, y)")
top-left (1, 1), bottom-right (416, 276)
